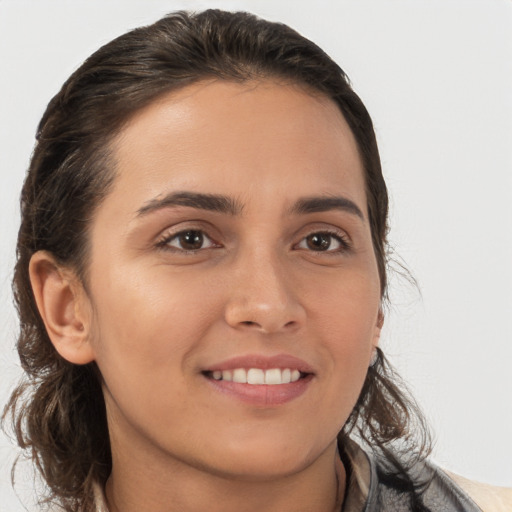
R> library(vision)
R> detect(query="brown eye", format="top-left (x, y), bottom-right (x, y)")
top-left (164, 230), bottom-right (216, 251)
top-left (306, 233), bottom-right (331, 251)
top-left (179, 230), bottom-right (204, 250)
top-left (297, 231), bottom-right (347, 253)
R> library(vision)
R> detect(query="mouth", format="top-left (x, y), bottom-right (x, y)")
top-left (201, 354), bottom-right (314, 406)
top-left (203, 368), bottom-right (309, 385)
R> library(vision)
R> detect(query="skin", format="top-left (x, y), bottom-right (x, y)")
top-left (30, 80), bottom-right (382, 512)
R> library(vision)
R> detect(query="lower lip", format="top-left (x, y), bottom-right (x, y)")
top-left (204, 374), bottom-right (313, 406)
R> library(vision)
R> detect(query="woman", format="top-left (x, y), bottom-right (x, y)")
top-left (3, 9), bottom-right (510, 512)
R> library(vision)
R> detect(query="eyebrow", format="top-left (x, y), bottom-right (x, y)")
top-left (136, 191), bottom-right (364, 221)
top-left (136, 191), bottom-right (244, 217)
top-left (288, 196), bottom-right (365, 220)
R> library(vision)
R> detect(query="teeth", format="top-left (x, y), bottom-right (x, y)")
top-left (211, 368), bottom-right (304, 385)
top-left (247, 368), bottom-right (265, 384)
top-left (264, 368), bottom-right (281, 385)
top-left (232, 368), bottom-right (246, 383)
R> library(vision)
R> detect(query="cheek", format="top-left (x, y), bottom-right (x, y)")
top-left (306, 264), bottom-right (380, 336)
top-left (87, 262), bottom-right (223, 385)
top-left (86, 265), bottom-right (223, 444)
top-left (305, 267), bottom-right (380, 389)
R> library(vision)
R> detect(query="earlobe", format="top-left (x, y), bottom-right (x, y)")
top-left (373, 309), bottom-right (384, 344)
top-left (29, 251), bottom-right (95, 365)
top-left (370, 309), bottom-right (384, 366)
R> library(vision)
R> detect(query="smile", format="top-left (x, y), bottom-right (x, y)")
top-left (206, 368), bottom-right (304, 385)
top-left (202, 355), bottom-right (314, 406)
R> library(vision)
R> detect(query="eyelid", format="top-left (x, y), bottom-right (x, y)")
top-left (155, 223), bottom-right (221, 252)
top-left (293, 227), bottom-right (352, 253)
top-left (153, 221), bottom-right (351, 255)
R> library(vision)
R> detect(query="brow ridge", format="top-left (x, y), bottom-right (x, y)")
top-left (288, 195), bottom-right (364, 220)
top-left (137, 191), bottom-right (364, 221)
top-left (137, 191), bottom-right (243, 217)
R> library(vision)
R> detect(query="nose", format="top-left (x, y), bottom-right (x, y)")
top-left (224, 250), bottom-right (305, 334)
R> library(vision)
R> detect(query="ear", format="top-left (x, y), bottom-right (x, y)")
top-left (370, 309), bottom-right (384, 362)
top-left (29, 251), bottom-right (95, 365)
top-left (373, 309), bottom-right (384, 347)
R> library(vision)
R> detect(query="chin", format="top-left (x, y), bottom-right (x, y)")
top-left (207, 455), bottom-right (310, 482)
top-left (199, 433), bottom-right (330, 481)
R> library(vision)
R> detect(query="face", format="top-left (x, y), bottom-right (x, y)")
top-left (84, 80), bottom-right (382, 479)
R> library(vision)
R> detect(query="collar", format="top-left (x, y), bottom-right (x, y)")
top-left (92, 480), bottom-right (109, 512)
top-left (338, 437), bottom-right (372, 511)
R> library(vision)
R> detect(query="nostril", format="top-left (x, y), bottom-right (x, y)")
top-left (241, 321), bottom-right (258, 327)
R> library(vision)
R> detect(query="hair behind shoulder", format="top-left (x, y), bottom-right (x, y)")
top-left (3, 9), bottom-right (430, 511)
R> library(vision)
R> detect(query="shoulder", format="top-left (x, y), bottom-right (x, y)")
top-left (364, 448), bottom-right (502, 511)
top-left (444, 471), bottom-right (512, 512)
top-left (339, 439), bottom-right (508, 512)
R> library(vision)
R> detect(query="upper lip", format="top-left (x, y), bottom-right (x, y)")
top-left (203, 353), bottom-right (314, 374)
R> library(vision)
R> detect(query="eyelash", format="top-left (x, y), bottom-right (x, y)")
top-left (295, 230), bottom-right (351, 254)
top-left (155, 229), bottom-right (220, 254)
top-left (155, 228), bottom-right (351, 255)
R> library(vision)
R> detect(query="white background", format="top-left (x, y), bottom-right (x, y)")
top-left (1, 0), bottom-right (511, 509)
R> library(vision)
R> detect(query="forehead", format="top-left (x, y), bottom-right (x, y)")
top-left (107, 79), bottom-right (366, 215)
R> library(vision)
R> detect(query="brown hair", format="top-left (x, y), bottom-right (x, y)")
top-left (3, 9), bottom-right (430, 511)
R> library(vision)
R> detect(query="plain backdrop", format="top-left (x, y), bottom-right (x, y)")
top-left (1, 0), bottom-right (511, 509)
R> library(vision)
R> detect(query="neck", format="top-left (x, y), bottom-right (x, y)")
top-left (105, 436), bottom-right (345, 512)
